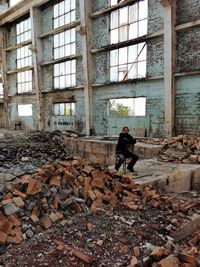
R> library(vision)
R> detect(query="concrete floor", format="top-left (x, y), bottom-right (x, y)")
top-left (109, 158), bottom-right (200, 192)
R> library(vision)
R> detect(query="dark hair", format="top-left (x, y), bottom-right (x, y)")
top-left (122, 126), bottom-right (129, 131)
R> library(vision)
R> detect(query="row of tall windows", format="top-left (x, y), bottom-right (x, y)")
top-left (14, 0), bottom-right (147, 116)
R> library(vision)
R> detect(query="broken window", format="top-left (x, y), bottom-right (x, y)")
top-left (17, 70), bottom-right (32, 93)
top-left (109, 0), bottom-right (147, 81)
top-left (16, 18), bottom-right (32, 93)
top-left (53, 102), bottom-right (76, 116)
top-left (109, 97), bottom-right (146, 116)
top-left (53, 0), bottom-right (76, 29)
top-left (18, 104), bottom-right (33, 116)
top-left (110, 43), bottom-right (146, 81)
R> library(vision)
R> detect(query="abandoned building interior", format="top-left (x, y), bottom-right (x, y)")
top-left (0, 0), bottom-right (200, 266)
top-left (0, 0), bottom-right (199, 138)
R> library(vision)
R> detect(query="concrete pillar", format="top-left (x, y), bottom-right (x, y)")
top-left (0, 27), bottom-right (9, 128)
top-left (160, 0), bottom-right (176, 138)
top-left (79, 0), bottom-right (93, 136)
top-left (30, 6), bottom-right (44, 131)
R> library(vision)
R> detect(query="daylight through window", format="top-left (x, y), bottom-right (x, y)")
top-left (53, 102), bottom-right (76, 116)
top-left (109, 97), bottom-right (146, 116)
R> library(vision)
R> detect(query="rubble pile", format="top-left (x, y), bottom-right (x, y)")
top-left (0, 157), bottom-right (199, 266)
top-left (157, 135), bottom-right (200, 164)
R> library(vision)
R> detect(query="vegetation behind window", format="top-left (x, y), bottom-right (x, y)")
top-left (109, 97), bottom-right (146, 116)
top-left (53, 102), bottom-right (76, 116)
top-left (18, 104), bottom-right (33, 116)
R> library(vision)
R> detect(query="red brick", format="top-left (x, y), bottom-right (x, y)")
top-left (0, 231), bottom-right (7, 244)
top-left (0, 219), bottom-right (13, 235)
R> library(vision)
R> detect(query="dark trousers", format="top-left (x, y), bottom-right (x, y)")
top-left (115, 150), bottom-right (139, 170)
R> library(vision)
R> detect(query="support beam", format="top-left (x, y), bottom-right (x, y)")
top-left (160, 0), bottom-right (176, 138)
top-left (79, 0), bottom-right (93, 136)
top-left (30, 7), bottom-right (43, 131)
top-left (0, 27), bottom-right (9, 129)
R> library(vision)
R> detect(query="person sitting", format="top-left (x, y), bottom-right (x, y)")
top-left (115, 126), bottom-right (139, 173)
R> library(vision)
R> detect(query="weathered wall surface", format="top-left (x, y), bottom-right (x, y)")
top-left (2, 0), bottom-right (200, 137)
top-left (175, 76), bottom-right (200, 135)
top-left (176, 0), bottom-right (200, 25)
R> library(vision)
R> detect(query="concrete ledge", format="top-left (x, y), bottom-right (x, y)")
top-left (63, 137), bottom-right (162, 165)
top-left (134, 160), bottom-right (200, 192)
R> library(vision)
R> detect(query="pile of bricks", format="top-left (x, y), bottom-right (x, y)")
top-left (0, 157), bottom-right (199, 266)
top-left (157, 135), bottom-right (200, 164)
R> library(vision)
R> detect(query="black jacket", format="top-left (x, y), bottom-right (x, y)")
top-left (116, 132), bottom-right (136, 153)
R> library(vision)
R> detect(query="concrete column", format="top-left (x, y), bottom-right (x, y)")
top-left (30, 6), bottom-right (44, 131)
top-left (160, 0), bottom-right (176, 138)
top-left (79, 0), bottom-right (93, 136)
top-left (0, 27), bottom-right (9, 128)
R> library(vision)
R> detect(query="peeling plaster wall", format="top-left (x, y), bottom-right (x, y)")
top-left (175, 76), bottom-right (200, 135)
top-left (92, 79), bottom-right (164, 137)
top-left (176, 0), bottom-right (200, 25)
top-left (148, 0), bottom-right (164, 34)
top-left (175, 0), bottom-right (200, 136)
top-left (177, 28), bottom-right (200, 73)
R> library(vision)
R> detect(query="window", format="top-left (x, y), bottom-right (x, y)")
top-left (16, 18), bottom-right (32, 93)
top-left (53, 0), bottom-right (76, 89)
top-left (0, 82), bottom-right (3, 98)
top-left (17, 70), bottom-right (32, 93)
top-left (53, 102), bottom-right (76, 115)
top-left (9, 0), bottom-right (22, 7)
top-left (54, 28), bottom-right (76, 59)
top-left (54, 60), bottom-right (76, 89)
top-left (109, 97), bottom-right (146, 116)
top-left (53, 0), bottom-right (76, 29)
top-left (16, 18), bottom-right (31, 44)
top-left (109, 0), bottom-right (147, 81)
top-left (110, 0), bottom-right (147, 44)
top-left (18, 104), bottom-right (33, 116)
top-left (110, 43), bottom-right (146, 81)
top-left (17, 46), bottom-right (32, 68)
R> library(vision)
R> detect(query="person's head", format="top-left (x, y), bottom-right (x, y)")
top-left (122, 126), bottom-right (129, 134)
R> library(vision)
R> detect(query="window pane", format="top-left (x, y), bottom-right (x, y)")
top-left (128, 45), bottom-right (137, 63)
top-left (139, 19), bottom-right (147, 36)
top-left (110, 49), bottom-right (118, 66)
top-left (110, 10), bottom-right (118, 29)
top-left (129, 22), bottom-right (138, 39)
top-left (129, 4), bottom-right (137, 23)
top-left (138, 43), bottom-right (146, 61)
top-left (18, 104), bottom-right (32, 116)
top-left (138, 61), bottom-right (146, 78)
top-left (110, 66), bottom-right (118, 81)
top-left (139, 0), bottom-right (148, 20)
top-left (110, 29), bottom-right (118, 44)
top-left (119, 47), bottom-right (127, 65)
top-left (119, 7), bottom-right (128, 25)
top-left (119, 25), bottom-right (128, 42)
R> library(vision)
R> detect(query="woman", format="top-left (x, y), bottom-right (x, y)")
top-left (115, 126), bottom-right (139, 172)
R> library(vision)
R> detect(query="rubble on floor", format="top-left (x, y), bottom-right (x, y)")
top-left (0, 156), bottom-right (199, 266)
top-left (0, 130), bottom-right (199, 266)
top-left (157, 135), bottom-right (200, 164)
